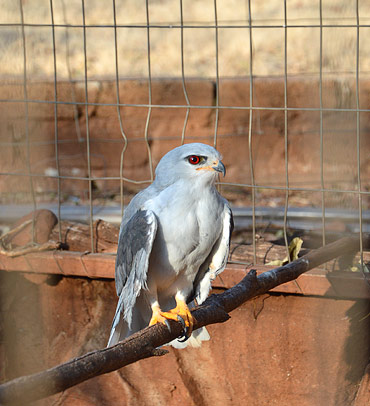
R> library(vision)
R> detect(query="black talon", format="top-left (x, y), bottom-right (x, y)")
top-left (164, 319), bottom-right (171, 333)
top-left (178, 329), bottom-right (190, 343)
top-left (176, 315), bottom-right (190, 342)
top-left (176, 315), bottom-right (186, 329)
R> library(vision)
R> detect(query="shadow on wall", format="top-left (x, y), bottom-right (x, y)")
top-left (339, 299), bottom-right (370, 404)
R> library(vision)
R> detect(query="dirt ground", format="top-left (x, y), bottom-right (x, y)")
top-left (1, 0), bottom-right (370, 79)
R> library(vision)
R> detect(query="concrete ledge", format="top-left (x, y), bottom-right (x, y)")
top-left (0, 251), bottom-right (369, 299)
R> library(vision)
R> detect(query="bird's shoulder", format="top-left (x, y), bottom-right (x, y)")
top-left (120, 183), bottom-right (160, 228)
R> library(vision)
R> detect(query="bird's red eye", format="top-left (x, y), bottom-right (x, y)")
top-left (188, 155), bottom-right (201, 165)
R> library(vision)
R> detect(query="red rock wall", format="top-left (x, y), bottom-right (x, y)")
top-left (1, 271), bottom-right (369, 406)
top-left (1, 78), bottom-right (369, 200)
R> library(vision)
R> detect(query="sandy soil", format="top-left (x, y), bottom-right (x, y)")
top-left (1, 0), bottom-right (370, 80)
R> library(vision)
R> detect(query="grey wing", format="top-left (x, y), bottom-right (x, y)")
top-left (192, 204), bottom-right (233, 305)
top-left (108, 209), bottom-right (157, 346)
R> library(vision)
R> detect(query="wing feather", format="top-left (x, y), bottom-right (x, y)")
top-left (109, 209), bottom-right (157, 345)
top-left (115, 209), bottom-right (157, 295)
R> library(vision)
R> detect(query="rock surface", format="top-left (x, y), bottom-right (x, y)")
top-left (0, 271), bottom-right (369, 406)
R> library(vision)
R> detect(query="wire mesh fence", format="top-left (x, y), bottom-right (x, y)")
top-left (0, 0), bottom-right (369, 272)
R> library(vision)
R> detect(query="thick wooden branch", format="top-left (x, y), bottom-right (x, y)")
top-left (0, 236), bottom-right (367, 405)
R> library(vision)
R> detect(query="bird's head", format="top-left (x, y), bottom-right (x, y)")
top-left (154, 143), bottom-right (226, 187)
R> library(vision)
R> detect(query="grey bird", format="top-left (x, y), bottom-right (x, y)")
top-left (107, 143), bottom-right (233, 348)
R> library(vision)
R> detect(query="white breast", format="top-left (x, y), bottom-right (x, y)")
top-left (145, 182), bottom-right (224, 286)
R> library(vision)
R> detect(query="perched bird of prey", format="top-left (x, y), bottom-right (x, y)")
top-left (108, 143), bottom-right (233, 348)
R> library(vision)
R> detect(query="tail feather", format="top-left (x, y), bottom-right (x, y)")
top-left (107, 294), bottom-right (149, 347)
top-left (107, 292), bottom-right (125, 346)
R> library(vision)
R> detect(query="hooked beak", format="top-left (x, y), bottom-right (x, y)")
top-left (212, 160), bottom-right (226, 177)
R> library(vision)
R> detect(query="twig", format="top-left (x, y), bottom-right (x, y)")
top-left (0, 241), bottom-right (61, 257)
top-left (0, 236), bottom-right (366, 405)
top-left (0, 220), bottom-right (33, 241)
top-left (0, 218), bottom-right (60, 257)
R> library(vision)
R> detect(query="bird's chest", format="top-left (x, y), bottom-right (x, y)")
top-left (154, 197), bottom-right (222, 273)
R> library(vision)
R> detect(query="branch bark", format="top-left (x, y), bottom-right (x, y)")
top-left (0, 236), bottom-right (366, 405)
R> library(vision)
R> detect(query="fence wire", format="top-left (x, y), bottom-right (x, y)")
top-left (0, 0), bottom-right (369, 275)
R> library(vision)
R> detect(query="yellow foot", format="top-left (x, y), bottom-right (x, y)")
top-left (163, 299), bottom-right (194, 338)
top-left (149, 305), bottom-right (179, 327)
top-left (149, 300), bottom-right (194, 340)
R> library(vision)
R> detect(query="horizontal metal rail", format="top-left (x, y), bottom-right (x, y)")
top-left (1, 204), bottom-right (369, 233)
